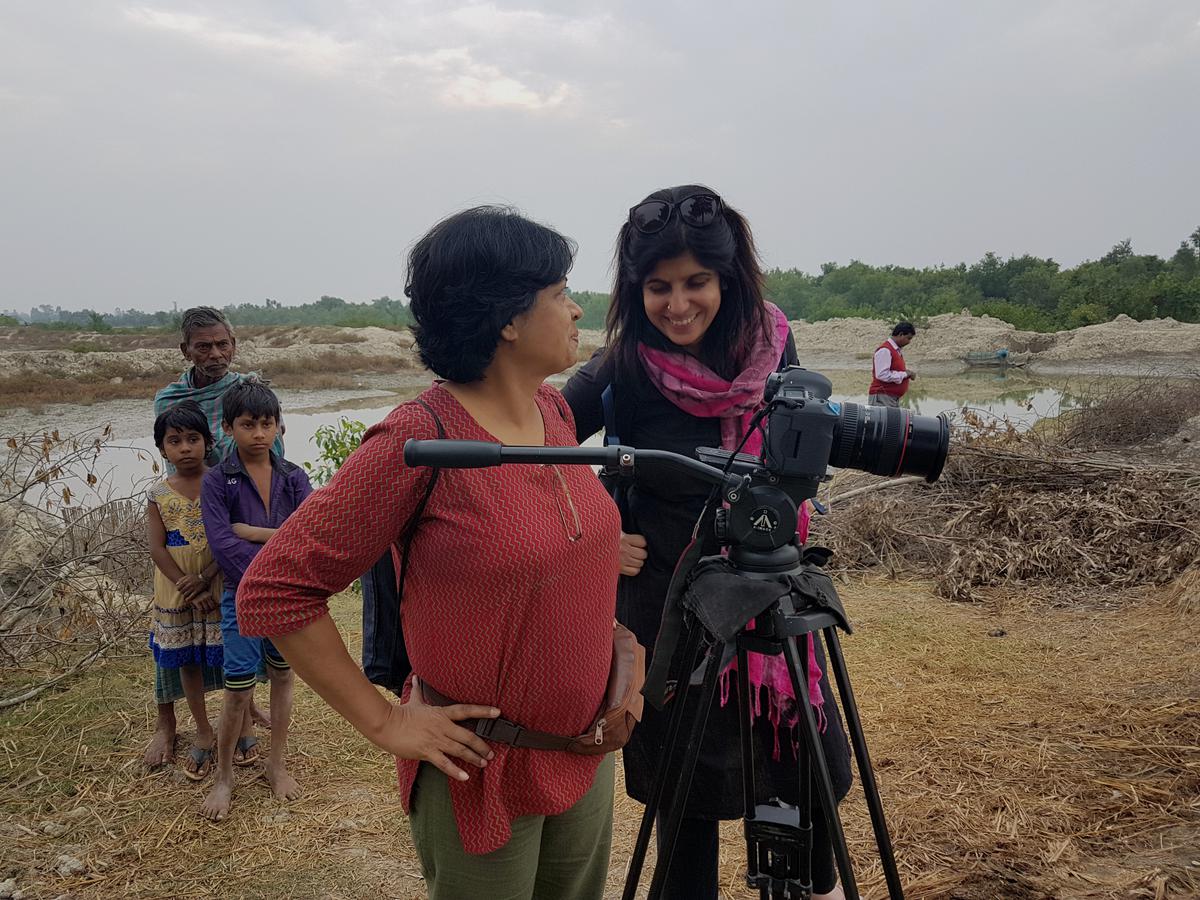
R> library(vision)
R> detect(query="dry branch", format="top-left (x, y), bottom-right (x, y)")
top-left (815, 384), bottom-right (1200, 604)
top-left (1, 427), bottom-right (153, 707)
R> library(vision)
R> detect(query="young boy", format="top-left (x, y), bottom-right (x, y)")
top-left (199, 379), bottom-right (313, 821)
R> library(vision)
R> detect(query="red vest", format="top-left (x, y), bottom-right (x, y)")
top-left (869, 341), bottom-right (909, 398)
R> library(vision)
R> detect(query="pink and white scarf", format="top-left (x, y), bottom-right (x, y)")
top-left (637, 302), bottom-right (825, 759)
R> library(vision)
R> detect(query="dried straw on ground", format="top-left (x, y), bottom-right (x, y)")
top-left (2, 588), bottom-right (1196, 899)
top-left (816, 379), bottom-right (1200, 605)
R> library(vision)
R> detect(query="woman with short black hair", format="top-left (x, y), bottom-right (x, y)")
top-left (407, 206), bottom-right (578, 383)
top-left (238, 207), bottom-right (623, 899)
top-left (564, 185), bottom-right (852, 900)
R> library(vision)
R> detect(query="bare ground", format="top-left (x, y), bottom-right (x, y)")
top-left (2, 313), bottom-right (1196, 413)
top-left (1, 583), bottom-right (1195, 900)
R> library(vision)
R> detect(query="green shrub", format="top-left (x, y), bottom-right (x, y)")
top-left (304, 416), bottom-right (369, 593)
top-left (304, 417), bottom-right (367, 487)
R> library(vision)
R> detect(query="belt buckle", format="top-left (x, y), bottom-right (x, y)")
top-left (475, 716), bottom-right (523, 746)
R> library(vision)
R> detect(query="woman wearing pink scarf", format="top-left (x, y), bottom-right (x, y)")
top-left (563, 185), bottom-right (850, 900)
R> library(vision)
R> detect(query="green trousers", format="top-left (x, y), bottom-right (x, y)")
top-left (409, 754), bottom-right (615, 900)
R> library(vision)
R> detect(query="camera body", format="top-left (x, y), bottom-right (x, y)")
top-left (763, 366), bottom-right (949, 494)
top-left (762, 368), bottom-right (841, 496)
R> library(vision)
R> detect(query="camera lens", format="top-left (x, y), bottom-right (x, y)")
top-left (829, 403), bottom-right (949, 482)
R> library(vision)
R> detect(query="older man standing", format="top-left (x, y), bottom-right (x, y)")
top-left (868, 321), bottom-right (917, 407)
top-left (144, 307), bottom-right (279, 768)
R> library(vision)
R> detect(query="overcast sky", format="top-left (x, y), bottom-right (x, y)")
top-left (2, 1), bottom-right (1198, 313)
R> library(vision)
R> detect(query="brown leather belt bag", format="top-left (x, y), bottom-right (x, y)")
top-left (421, 621), bottom-right (645, 756)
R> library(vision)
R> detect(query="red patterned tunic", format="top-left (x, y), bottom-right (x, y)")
top-left (237, 383), bottom-right (621, 854)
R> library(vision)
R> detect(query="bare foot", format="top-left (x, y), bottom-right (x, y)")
top-left (266, 764), bottom-right (301, 801)
top-left (814, 884), bottom-right (846, 900)
top-left (251, 702), bottom-right (271, 729)
top-left (200, 774), bottom-right (234, 822)
top-left (144, 723), bottom-right (176, 768)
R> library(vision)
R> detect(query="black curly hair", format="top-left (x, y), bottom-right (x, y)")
top-left (405, 206), bottom-right (576, 383)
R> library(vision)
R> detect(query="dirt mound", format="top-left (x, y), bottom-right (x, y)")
top-left (0, 347), bottom-right (180, 380)
top-left (1037, 314), bottom-right (1196, 361)
top-left (794, 310), bottom-right (1024, 362)
top-left (0, 327), bottom-right (419, 382)
top-left (236, 327), bottom-right (415, 372)
top-left (1160, 412), bottom-right (1200, 460)
top-left (2, 316), bottom-right (1197, 394)
top-left (792, 310), bottom-right (1199, 366)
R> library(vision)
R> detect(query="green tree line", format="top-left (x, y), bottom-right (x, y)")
top-left (4, 229), bottom-right (1198, 334)
top-left (764, 228), bottom-right (1200, 331)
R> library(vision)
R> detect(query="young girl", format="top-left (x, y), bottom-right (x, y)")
top-left (147, 400), bottom-right (224, 780)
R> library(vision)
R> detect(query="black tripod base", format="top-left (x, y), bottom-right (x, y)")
top-left (621, 564), bottom-right (906, 900)
top-left (746, 803), bottom-right (815, 899)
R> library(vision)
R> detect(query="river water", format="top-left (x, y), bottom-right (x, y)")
top-left (1, 369), bottom-right (1082, 504)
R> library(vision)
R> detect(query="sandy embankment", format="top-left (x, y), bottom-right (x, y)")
top-left (0, 326), bottom-right (420, 384)
top-left (788, 310), bottom-right (1198, 375)
top-left (0, 312), bottom-right (1196, 410)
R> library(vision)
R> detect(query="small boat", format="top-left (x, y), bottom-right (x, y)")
top-left (963, 348), bottom-right (1025, 368)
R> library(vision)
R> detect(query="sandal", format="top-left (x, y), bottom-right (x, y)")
top-left (233, 735), bottom-right (260, 767)
top-left (183, 744), bottom-right (215, 782)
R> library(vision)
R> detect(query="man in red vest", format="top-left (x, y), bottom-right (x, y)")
top-left (868, 322), bottom-right (917, 407)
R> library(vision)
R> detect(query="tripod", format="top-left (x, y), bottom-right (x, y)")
top-left (399, 434), bottom-right (917, 900)
top-left (621, 539), bottom-right (905, 900)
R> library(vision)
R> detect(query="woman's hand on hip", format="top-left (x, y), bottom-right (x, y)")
top-left (376, 677), bottom-right (500, 781)
top-left (619, 532), bottom-right (648, 577)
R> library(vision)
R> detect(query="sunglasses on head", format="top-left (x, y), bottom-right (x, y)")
top-left (628, 192), bottom-right (723, 235)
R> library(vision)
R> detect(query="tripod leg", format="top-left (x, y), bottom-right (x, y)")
top-left (795, 637), bottom-right (813, 895)
top-left (741, 640), bottom-right (815, 900)
top-left (782, 635), bottom-right (860, 900)
top-left (622, 622), bottom-right (706, 900)
top-left (646, 642), bottom-right (725, 900)
top-left (735, 644), bottom-right (771, 900)
top-left (736, 644), bottom-right (756, 827)
top-left (824, 628), bottom-right (905, 900)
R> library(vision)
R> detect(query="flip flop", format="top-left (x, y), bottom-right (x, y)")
top-left (183, 744), bottom-right (215, 782)
top-left (233, 736), bottom-right (260, 767)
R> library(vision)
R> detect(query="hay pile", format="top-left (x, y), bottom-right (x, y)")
top-left (815, 380), bottom-right (1200, 604)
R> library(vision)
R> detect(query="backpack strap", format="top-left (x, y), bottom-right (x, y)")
top-left (395, 397), bottom-right (445, 603)
top-left (362, 397), bottom-right (446, 694)
top-left (601, 384), bottom-right (619, 446)
top-left (598, 380), bottom-right (634, 522)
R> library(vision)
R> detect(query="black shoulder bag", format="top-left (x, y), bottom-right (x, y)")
top-left (361, 398), bottom-right (444, 695)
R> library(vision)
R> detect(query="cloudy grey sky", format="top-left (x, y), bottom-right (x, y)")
top-left (2, 1), bottom-right (1198, 313)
